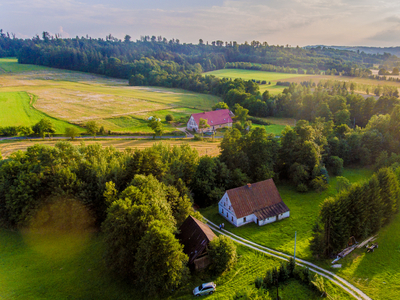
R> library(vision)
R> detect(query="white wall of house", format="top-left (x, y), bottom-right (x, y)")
top-left (187, 116), bottom-right (198, 131)
top-left (218, 193), bottom-right (290, 227)
top-left (278, 211), bottom-right (290, 220)
top-left (218, 193), bottom-right (238, 226)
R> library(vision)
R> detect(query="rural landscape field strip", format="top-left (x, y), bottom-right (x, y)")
top-left (204, 218), bottom-right (371, 300)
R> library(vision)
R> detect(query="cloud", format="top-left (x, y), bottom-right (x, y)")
top-left (1, 0), bottom-right (400, 46)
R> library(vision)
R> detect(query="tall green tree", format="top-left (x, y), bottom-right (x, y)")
top-left (32, 118), bottom-right (55, 138)
top-left (86, 121), bottom-right (99, 138)
top-left (148, 116), bottom-right (164, 138)
top-left (134, 221), bottom-right (189, 295)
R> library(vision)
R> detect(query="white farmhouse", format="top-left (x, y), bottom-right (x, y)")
top-left (218, 179), bottom-right (290, 227)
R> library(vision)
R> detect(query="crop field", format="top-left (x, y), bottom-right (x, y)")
top-left (200, 168), bottom-right (373, 260)
top-left (204, 69), bottom-right (309, 95)
top-left (0, 58), bottom-right (220, 134)
top-left (0, 91), bottom-right (83, 133)
top-left (0, 228), bottom-right (351, 300)
top-left (0, 139), bottom-right (222, 159)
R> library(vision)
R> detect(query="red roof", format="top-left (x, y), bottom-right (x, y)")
top-left (191, 109), bottom-right (233, 127)
top-left (226, 179), bottom-right (289, 220)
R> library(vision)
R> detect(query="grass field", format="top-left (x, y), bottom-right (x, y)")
top-left (0, 228), bottom-right (352, 300)
top-left (204, 69), bottom-right (309, 95)
top-left (0, 58), bottom-right (220, 134)
top-left (200, 168), bottom-right (374, 260)
top-left (0, 139), bottom-right (222, 158)
top-left (0, 91), bottom-right (83, 134)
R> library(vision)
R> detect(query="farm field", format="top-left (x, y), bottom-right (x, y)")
top-left (0, 91), bottom-right (83, 134)
top-left (204, 69), bottom-right (309, 95)
top-left (0, 139), bottom-right (222, 159)
top-left (200, 168), bottom-right (374, 260)
top-left (0, 58), bottom-right (220, 134)
top-left (0, 228), bottom-right (352, 300)
top-left (253, 124), bottom-right (287, 136)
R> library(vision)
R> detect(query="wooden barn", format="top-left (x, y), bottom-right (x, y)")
top-left (218, 179), bottom-right (290, 227)
top-left (177, 215), bottom-right (216, 270)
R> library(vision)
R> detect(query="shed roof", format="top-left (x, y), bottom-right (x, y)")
top-left (191, 109), bottom-right (233, 127)
top-left (226, 179), bottom-right (289, 220)
top-left (178, 216), bottom-right (217, 264)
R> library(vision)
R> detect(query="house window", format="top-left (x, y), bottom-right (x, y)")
top-left (222, 209), bottom-right (224, 214)
top-left (244, 217), bottom-right (246, 222)
top-left (231, 217), bottom-right (234, 222)
top-left (226, 213), bottom-right (228, 217)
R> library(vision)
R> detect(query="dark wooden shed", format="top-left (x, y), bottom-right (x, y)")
top-left (177, 215), bottom-right (216, 270)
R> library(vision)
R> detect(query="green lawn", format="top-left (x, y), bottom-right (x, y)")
top-left (253, 124), bottom-right (287, 136)
top-left (0, 91), bottom-right (83, 133)
top-left (327, 212), bottom-right (400, 300)
top-left (204, 69), bottom-right (310, 95)
top-left (0, 229), bottom-right (351, 300)
top-left (200, 168), bottom-right (374, 260)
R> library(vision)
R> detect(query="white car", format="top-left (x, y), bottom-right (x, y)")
top-left (193, 282), bottom-right (216, 296)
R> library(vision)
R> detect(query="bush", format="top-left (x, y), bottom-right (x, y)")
top-left (297, 183), bottom-right (308, 192)
top-left (247, 116), bottom-right (271, 125)
top-left (311, 176), bottom-right (329, 192)
top-left (327, 156), bottom-right (343, 176)
top-left (165, 114), bottom-right (174, 122)
top-left (255, 277), bottom-right (263, 289)
top-left (208, 236), bottom-right (237, 274)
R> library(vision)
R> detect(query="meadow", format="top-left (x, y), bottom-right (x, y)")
top-left (0, 58), bottom-right (219, 134)
top-left (204, 69), bottom-right (309, 95)
top-left (0, 91), bottom-right (83, 134)
top-left (0, 229), bottom-right (352, 300)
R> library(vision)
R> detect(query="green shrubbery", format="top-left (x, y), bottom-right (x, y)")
top-left (208, 236), bottom-right (237, 274)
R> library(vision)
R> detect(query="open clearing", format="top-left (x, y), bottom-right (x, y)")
top-left (0, 139), bottom-right (222, 158)
top-left (0, 58), bottom-right (220, 134)
top-left (204, 69), bottom-right (310, 95)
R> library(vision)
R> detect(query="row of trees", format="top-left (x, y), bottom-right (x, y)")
top-left (311, 167), bottom-right (400, 257)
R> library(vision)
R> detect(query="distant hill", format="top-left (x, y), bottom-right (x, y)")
top-left (305, 45), bottom-right (400, 57)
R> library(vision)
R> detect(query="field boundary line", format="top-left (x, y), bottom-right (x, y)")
top-left (204, 217), bottom-right (371, 300)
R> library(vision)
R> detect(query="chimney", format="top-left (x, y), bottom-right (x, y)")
top-left (247, 183), bottom-right (251, 189)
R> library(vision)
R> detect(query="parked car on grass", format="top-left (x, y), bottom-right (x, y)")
top-left (193, 282), bottom-right (216, 296)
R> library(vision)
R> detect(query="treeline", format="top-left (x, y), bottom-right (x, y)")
top-left (311, 167), bottom-right (400, 257)
top-left (10, 31), bottom-right (398, 76)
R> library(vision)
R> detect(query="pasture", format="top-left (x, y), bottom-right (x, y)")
top-left (204, 69), bottom-right (309, 95)
top-left (0, 58), bottom-right (220, 134)
top-left (0, 139), bottom-right (222, 159)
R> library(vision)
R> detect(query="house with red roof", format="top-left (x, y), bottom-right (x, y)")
top-left (187, 109), bottom-right (233, 133)
top-left (218, 179), bottom-right (290, 227)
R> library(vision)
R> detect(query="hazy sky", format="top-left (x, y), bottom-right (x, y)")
top-left (1, 0), bottom-right (400, 46)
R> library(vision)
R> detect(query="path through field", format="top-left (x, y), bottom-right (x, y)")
top-left (204, 217), bottom-right (372, 300)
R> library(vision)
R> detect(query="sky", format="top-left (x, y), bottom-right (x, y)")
top-left (1, 0), bottom-right (400, 47)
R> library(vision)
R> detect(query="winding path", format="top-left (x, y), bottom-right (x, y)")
top-left (204, 217), bottom-right (371, 300)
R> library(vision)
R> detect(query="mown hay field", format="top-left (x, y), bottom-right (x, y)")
top-left (204, 69), bottom-right (310, 95)
top-left (0, 58), bottom-right (220, 134)
top-left (0, 139), bottom-right (222, 159)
